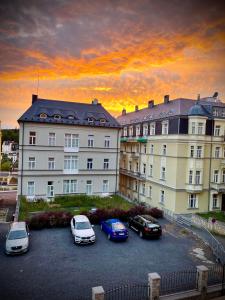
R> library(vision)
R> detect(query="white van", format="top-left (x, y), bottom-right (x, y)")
top-left (5, 222), bottom-right (29, 255)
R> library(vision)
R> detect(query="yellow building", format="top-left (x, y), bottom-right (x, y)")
top-left (117, 94), bottom-right (225, 215)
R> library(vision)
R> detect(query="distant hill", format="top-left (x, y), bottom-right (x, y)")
top-left (1, 129), bottom-right (19, 144)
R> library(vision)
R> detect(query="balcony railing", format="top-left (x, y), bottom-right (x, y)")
top-left (210, 182), bottom-right (225, 192)
top-left (185, 183), bottom-right (203, 193)
top-left (119, 168), bottom-right (146, 180)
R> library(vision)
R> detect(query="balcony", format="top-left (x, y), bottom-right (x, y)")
top-left (211, 182), bottom-right (225, 193)
top-left (119, 168), bottom-right (146, 181)
top-left (120, 137), bottom-right (128, 142)
top-left (186, 184), bottom-right (203, 193)
top-left (64, 146), bottom-right (79, 153)
top-left (137, 137), bottom-right (147, 143)
top-left (131, 152), bottom-right (139, 159)
top-left (63, 169), bottom-right (79, 175)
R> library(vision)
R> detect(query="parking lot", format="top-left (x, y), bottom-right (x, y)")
top-left (0, 220), bottom-right (216, 299)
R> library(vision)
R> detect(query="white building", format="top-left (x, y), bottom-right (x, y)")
top-left (18, 95), bottom-right (121, 200)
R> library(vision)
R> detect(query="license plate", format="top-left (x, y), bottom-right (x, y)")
top-left (119, 233), bottom-right (124, 236)
top-left (153, 229), bottom-right (158, 231)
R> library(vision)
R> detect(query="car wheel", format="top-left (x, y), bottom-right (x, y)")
top-left (139, 231), bottom-right (143, 238)
top-left (107, 234), bottom-right (111, 240)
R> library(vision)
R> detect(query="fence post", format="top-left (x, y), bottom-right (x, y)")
top-left (196, 265), bottom-right (208, 299)
top-left (148, 272), bottom-right (161, 300)
top-left (92, 286), bottom-right (105, 300)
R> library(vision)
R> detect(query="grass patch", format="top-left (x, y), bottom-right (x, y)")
top-left (19, 194), bottom-right (134, 221)
top-left (198, 211), bottom-right (225, 223)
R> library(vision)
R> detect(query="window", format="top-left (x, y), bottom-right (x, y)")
top-left (196, 146), bottom-right (202, 158)
top-left (86, 180), bottom-right (92, 195)
top-left (212, 194), bottom-right (219, 209)
top-left (141, 183), bottom-right (145, 195)
top-left (214, 125), bottom-right (221, 136)
top-left (104, 136), bottom-right (110, 148)
top-left (129, 126), bottom-right (133, 137)
top-left (213, 109), bottom-right (219, 117)
top-left (104, 158), bottom-right (109, 170)
top-left (188, 194), bottom-right (198, 208)
top-left (143, 163), bottom-right (146, 174)
top-left (160, 190), bottom-right (165, 204)
top-left (27, 181), bottom-right (35, 196)
top-left (88, 135), bottom-right (94, 147)
top-left (100, 118), bottom-right (106, 124)
top-left (162, 121), bottom-right (168, 135)
top-left (54, 115), bottom-right (61, 120)
top-left (48, 157), bottom-right (55, 170)
top-left (162, 145), bottom-right (167, 156)
top-left (48, 133), bottom-right (56, 146)
top-left (129, 161), bottom-right (132, 171)
top-left (123, 127), bottom-right (127, 136)
top-left (150, 144), bottom-right (154, 155)
top-left (63, 180), bottom-right (77, 194)
top-left (191, 122), bottom-right (196, 134)
top-left (149, 164), bottom-right (153, 177)
top-left (134, 180), bottom-right (138, 192)
top-left (161, 167), bottom-right (166, 180)
top-left (143, 124), bottom-right (148, 136)
top-left (222, 110), bottom-right (225, 117)
top-left (197, 123), bottom-right (204, 135)
top-left (190, 146), bottom-right (194, 158)
top-left (189, 170), bottom-right (193, 184)
top-left (136, 125), bottom-right (140, 136)
top-left (222, 170), bottom-right (225, 183)
top-left (28, 157), bottom-right (35, 169)
top-left (65, 134), bottom-right (79, 149)
top-left (103, 180), bottom-right (109, 193)
top-left (87, 158), bottom-right (93, 170)
top-left (136, 144), bottom-right (139, 153)
top-left (149, 186), bottom-right (152, 198)
top-left (215, 147), bottom-right (220, 158)
top-left (195, 171), bottom-right (201, 185)
top-left (143, 144), bottom-right (147, 154)
top-left (136, 162), bottom-right (139, 172)
top-left (213, 170), bottom-right (219, 183)
top-left (40, 113), bottom-right (47, 119)
top-left (88, 117), bottom-right (94, 124)
top-left (64, 156), bottom-right (78, 173)
top-left (47, 181), bottom-right (54, 197)
top-left (150, 123), bottom-right (155, 135)
top-left (29, 131), bottom-right (36, 145)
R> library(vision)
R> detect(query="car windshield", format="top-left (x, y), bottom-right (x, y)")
top-left (147, 223), bottom-right (158, 228)
top-left (75, 221), bottom-right (91, 230)
top-left (8, 230), bottom-right (27, 240)
top-left (112, 222), bottom-right (125, 230)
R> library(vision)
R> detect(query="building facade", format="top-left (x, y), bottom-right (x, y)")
top-left (117, 94), bottom-right (225, 214)
top-left (2, 141), bottom-right (19, 163)
top-left (18, 95), bottom-right (120, 200)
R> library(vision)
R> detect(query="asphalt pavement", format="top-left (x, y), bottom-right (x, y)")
top-left (0, 220), bottom-right (216, 300)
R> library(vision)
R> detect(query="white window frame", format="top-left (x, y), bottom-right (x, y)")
top-left (141, 183), bottom-right (145, 195)
top-left (28, 157), bottom-right (36, 169)
top-left (104, 158), bottom-right (109, 170)
top-left (87, 158), bottom-right (93, 170)
top-left (222, 170), bottom-right (225, 183)
top-left (64, 155), bottom-right (78, 174)
top-left (88, 135), bottom-right (94, 147)
top-left (86, 180), bottom-right (92, 195)
top-left (149, 186), bottom-right (152, 198)
top-left (143, 124), bottom-right (148, 136)
top-left (150, 123), bottom-right (155, 135)
top-left (63, 179), bottom-right (77, 194)
top-left (48, 157), bottom-right (55, 170)
top-left (188, 194), bottom-right (198, 209)
top-left (212, 194), bottom-right (219, 209)
top-left (104, 136), bottom-right (110, 148)
top-left (189, 170), bottom-right (193, 184)
top-left (149, 164), bottom-right (153, 177)
top-left (123, 127), bottom-right (127, 136)
top-left (214, 125), bottom-right (221, 136)
top-left (191, 122), bottom-right (196, 134)
top-left (136, 125), bottom-right (140, 137)
top-left (150, 144), bottom-right (154, 155)
top-left (129, 126), bottom-right (133, 137)
top-left (29, 131), bottom-right (36, 145)
top-left (103, 180), bottom-right (109, 193)
top-left (195, 170), bottom-right (201, 185)
top-left (196, 146), bottom-right (202, 158)
top-left (143, 163), bottom-right (146, 174)
top-left (160, 190), bottom-right (165, 204)
top-left (27, 181), bottom-right (35, 196)
top-left (64, 134), bottom-right (79, 151)
top-left (197, 123), bottom-right (204, 135)
top-left (213, 170), bottom-right (219, 183)
top-left (215, 147), bottom-right (220, 158)
top-left (190, 145), bottom-right (194, 158)
top-left (162, 121), bottom-right (168, 135)
top-left (47, 181), bottom-right (54, 198)
top-left (48, 132), bottom-right (56, 146)
top-left (161, 167), bottom-right (166, 180)
top-left (162, 144), bottom-right (167, 156)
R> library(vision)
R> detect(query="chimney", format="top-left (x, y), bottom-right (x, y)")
top-left (148, 100), bottom-right (154, 108)
top-left (32, 94), bottom-right (38, 104)
top-left (92, 98), bottom-right (98, 105)
top-left (122, 108), bottom-right (126, 116)
top-left (197, 94), bottom-right (200, 101)
top-left (135, 105), bottom-right (138, 112)
top-left (164, 95), bottom-right (170, 104)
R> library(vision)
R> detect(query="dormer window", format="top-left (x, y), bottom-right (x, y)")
top-left (54, 115), bottom-right (61, 120)
top-left (100, 118), bottom-right (106, 124)
top-left (68, 115), bottom-right (74, 120)
top-left (88, 117), bottom-right (94, 123)
top-left (40, 113), bottom-right (47, 119)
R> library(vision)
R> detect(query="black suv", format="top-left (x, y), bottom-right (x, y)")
top-left (128, 215), bottom-right (162, 238)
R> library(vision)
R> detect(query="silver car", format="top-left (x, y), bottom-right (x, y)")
top-left (5, 222), bottom-right (30, 255)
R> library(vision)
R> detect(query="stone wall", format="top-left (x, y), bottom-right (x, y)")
top-left (192, 214), bottom-right (225, 236)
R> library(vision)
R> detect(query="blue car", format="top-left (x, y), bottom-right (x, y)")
top-left (100, 219), bottom-right (128, 241)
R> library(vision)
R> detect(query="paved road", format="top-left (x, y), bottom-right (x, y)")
top-left (0, 220), bottom-right (216, 300)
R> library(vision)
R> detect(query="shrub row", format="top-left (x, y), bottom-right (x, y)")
top-left (27, 206), bottom-right (163, 229)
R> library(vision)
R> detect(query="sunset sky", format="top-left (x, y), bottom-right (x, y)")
top-left (0, 0), bottom-right (225, 128)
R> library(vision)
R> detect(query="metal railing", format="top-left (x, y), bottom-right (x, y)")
top-left (208, 264), bottom-right (225, 286)
top-left (105, 284), bottom-right (150, 300)
top-left (160, 269), bottom-right (197, 295)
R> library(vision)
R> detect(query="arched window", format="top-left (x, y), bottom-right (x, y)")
top-left (40, 113), bottom-right (47, 119)
top-left (54, 115), bottom-right (61, 120)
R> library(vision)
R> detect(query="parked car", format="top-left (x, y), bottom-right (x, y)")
top-left (128, 215), bottom-right (162, 238)
top-left (71, 215), bottom-right (95, 244)
top-left (5, 222), bottom-right (30, 255)
top-left (101, 218), bottom-right (128, 241)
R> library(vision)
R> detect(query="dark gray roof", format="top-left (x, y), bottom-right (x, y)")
top-left (18, 97), bottom-right (121, 128)
top-left (117, 97), bottom-right (225, 126)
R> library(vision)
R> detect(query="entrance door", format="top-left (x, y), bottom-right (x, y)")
top-left (222, 194), bottom-right (225, 211)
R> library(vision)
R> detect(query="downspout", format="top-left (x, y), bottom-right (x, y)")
top-left (115, 128), bottom-right (120, 194)
top-left (20, 122), bottom-right (24, 196)
top-left (138, 142), bottom-right (141, 203)
top-left (208, 121), bottom-right (213, 212)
